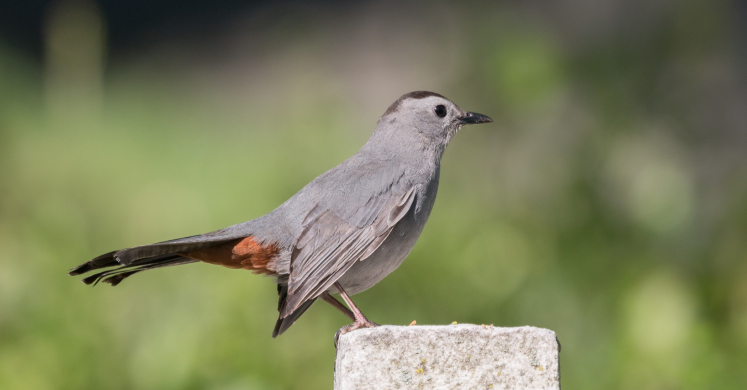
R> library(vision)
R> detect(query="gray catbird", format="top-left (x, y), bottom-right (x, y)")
top-left (70, 91), bottom-right (492, 337)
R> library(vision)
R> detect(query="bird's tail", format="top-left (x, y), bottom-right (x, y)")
top-left (69, 251), bottom-right (198, 286)
top-left (69, 227), bottom-right (249, 286)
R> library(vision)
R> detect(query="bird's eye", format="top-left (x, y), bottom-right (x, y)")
top-left (434, 105), bottom-right (447, 118)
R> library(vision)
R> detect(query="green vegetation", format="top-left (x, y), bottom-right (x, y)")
top-left (1, 1), bottom-right (745, 389)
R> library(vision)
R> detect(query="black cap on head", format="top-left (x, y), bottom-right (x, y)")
top-left (383, 91), bottom-right (446, 116)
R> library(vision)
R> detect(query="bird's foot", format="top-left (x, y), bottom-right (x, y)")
top-left (334, 319), bottom-right (378, 347)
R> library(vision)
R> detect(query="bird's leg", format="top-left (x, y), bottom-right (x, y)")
top-left (333, 282), bottom-right (378, 346)
top-left (335, 282), bottom-right (378, 329)
top-left (321, 292), bottom-right (355, 321)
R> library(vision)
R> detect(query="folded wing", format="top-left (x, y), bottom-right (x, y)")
top-left (281, 186), bottom-right (416, 317)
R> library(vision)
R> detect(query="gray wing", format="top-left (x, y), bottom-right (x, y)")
top-left (281, 186), bottom-right (416, 317)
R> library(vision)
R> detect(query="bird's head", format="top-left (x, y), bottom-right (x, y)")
top-left (374, 91), bottom-right (492, 152)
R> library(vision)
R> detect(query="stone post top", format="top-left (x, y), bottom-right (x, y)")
top-left (335, 324), bottom-right (560, 390)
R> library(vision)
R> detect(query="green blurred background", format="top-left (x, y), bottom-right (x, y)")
top-left (1, 0), bottom-right (746, 388)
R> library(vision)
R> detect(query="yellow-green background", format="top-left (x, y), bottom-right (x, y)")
top-left (1, 0), bottom-right (746, 388)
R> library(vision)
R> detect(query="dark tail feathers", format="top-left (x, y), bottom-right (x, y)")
top-left (69, 251), bottom-right (197, 286)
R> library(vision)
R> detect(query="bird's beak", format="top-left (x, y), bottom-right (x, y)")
top-left (458, 112), bottom-right (493, 125)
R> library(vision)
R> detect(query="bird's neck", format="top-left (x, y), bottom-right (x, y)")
top-left (361, 126), bottom-right (447, 168)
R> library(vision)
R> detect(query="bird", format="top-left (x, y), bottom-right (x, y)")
top-left (69, 91), bottom-right (492, 338)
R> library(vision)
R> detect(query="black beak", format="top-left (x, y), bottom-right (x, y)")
top-left (459, 112), bottom-right (493, 125)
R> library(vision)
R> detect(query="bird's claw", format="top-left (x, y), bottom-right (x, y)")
top-left (334, 319), bottom-right (379, 348)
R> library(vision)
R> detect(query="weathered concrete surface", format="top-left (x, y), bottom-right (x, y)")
top-left (334, 325), bottom-right (560, 390)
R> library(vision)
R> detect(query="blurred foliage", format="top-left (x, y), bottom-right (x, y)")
top-left (1, 0), bottom-right (746, 389)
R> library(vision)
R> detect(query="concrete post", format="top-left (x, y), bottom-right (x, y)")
top-left (334, 324), bottom-right (560, 390)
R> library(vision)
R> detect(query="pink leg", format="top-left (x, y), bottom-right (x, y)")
top-left (333, 282), bottom-right (378, 345)
top-left (321, 292), bottom-right (355, 321)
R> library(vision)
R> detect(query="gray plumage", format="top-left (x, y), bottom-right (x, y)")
top-left (70, 91), bottom-right (492, 337)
